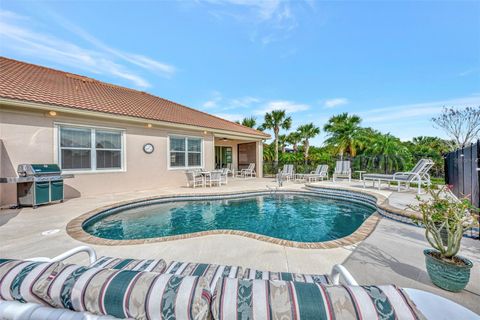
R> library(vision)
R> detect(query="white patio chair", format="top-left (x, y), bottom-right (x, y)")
top-left (363, 158), bottom-right (434, 194)
top-left (333, 160), bottom-right (351, 182)
top-left (220, 168), bottom-right (229, 185)
top-left (185, 171), bottom-right (204, 188)
top-left (205, 170), bottom-right (222, 187)
top-left (305, 164), bottom-right (329, 182)
top-left (237, 163), bottom-right (256, 178)
top-left (278, 164), bottom-right (294, 181)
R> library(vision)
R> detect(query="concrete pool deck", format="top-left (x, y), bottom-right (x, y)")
top-left (0, 177), bottom-right (479, 313)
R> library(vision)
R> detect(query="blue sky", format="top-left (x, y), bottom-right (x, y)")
top-left (1, 0), bottom-right (479, 146)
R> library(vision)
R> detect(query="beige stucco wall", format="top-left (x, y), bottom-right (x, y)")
top-left (0, 105), bottom-right (263, 206)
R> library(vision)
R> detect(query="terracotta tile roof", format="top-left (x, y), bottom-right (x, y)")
top-left (0, 57), bottom-right (269, 138)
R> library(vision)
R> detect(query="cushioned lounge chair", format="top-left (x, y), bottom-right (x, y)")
top-left (333, 160), bottom-right (351, 182)
top-left (363, 158), bottom-right (434, 194)
top-left (1, 246), bottom-right (477, 320)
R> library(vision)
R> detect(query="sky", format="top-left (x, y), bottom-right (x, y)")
top-left (1, 0), bottom-right (479, 146)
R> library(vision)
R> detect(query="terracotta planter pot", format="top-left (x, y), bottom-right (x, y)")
top-left (424, 249), bottom-right (473, 292)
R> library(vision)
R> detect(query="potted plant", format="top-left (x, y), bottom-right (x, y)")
top-left (411, 186), bottom-right (479, 292)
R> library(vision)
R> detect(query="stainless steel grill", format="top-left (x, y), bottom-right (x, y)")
top-left (0, 164), bottom-right (74, 208)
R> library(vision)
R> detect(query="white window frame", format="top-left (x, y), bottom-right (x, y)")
top-left (167, 135), bottom-right (204, 170)
top-left (54, 123), bottom-right (126, 173)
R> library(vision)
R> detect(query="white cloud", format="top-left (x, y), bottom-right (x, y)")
top-left (213, 113), bottom-right (244, 122)
top-left (201, 91), bottom-right (223, 108)
top-left (0, 10), bottom-right (176, 88)
top-left (200, 0), bottom-right (302, 45)
top-left (361, 96), bottom-right (480, 124)
top-left (323, 98), bottom-right (349, 109)
top-left (255, 100), bottom-right (310, 115)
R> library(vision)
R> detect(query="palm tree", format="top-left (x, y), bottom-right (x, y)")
top-left (366, 133), bottom-right (410, 173)
top-left (278, 134), bottom-right (288, 153)
top-left (323, 113), bottom-right (363, 159)
top-left (287, 131), bottom-right (302, 152)
top-left (235, 116), bottom-right (257, 128)
top-left (261, 110), bottom-right (292, 167)
top-left (297, 123), bottom-right (320, 164)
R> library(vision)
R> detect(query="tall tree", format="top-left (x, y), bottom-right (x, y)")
top-left (366, 133), bottom-right (410, 173)
top-left (278, 134), bottom-right (288, 153)
top-left (297, 123), bottom-right (321, 164)
top-left (287, 131), bottom-right (302, 152)
top-left (432, 107), bottom-right (480, 149)
top-left (261, 110), bottom-right (292, 166)
top-left (236, 116), bottom-right (257, 128)
top-left (323, 113), bottom-right (363, 159)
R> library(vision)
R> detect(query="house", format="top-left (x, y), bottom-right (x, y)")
top-left (0, 57), bottom-right (269, 207)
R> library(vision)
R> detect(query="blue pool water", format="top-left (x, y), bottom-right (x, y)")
top-left (83, 194), bottom-right (376, 242)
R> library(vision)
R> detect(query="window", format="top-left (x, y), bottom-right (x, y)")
top-left (169, 136), bottom-right (202, 168)
top-left (58, 125), bottom-right (124, 171)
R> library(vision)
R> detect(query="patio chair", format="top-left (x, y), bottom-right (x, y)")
top-left (363, 158), bottom-right (434, 194)
top-left (225, 163), bottom-right (235, 177)
top-left (305, 164), bottom-right (329, 182)
top-left (185, 170), bottom-right (204, 188)
top-left (220, 168), bottom-right (229, 185)
top-left (2, 246), bottom-right (477, 320)
top-left (205, 170), bottom-right (223, 187)
top-left (332, 160), bottom-right (351, 182)
top-left (237, 163), bottom-right (256, 178)
top-left (278, 164), bottom-right (294, 181)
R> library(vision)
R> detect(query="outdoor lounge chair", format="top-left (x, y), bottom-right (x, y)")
top-left (237, 163), bottom-right (256, 178)
top-left (278, 164), bottom-right (294, 181)
top-left (333, 160), bottom-right (351, 182)
top-left (1, 246), bottom-right (477, 320)
top-left (304, 164), bottom-right (329, 182)
top-left (363, 158), bottom-right (434, 194)
top-left (185, 170), bottom-right (204, 188)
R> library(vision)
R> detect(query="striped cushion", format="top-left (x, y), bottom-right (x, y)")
top-left (165, 261), bottom-right (243, 291)
top-left (212, 278), bottom-right (426, 320)
top-left (34, 262), bottom-right (211, 319)
top-left (0, 259), bottom-right (58, 305)
top-left (91, 256), bottom-right (167, 273)
top-left (243, 268), bottom-right (331, 284)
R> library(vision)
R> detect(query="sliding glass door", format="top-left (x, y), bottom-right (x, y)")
top-left (215, 146), bottom-right (232, 169)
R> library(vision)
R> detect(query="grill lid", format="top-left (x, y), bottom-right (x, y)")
top-left (18, 164), bottom-right (62, 176)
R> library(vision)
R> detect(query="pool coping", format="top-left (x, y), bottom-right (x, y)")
top-left (66, 186), bottom-right (421, 249)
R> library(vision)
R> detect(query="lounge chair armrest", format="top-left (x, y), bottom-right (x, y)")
top-left (27, 246), bottom-right (97, 265)
top-left (331, 264), bottom-right (358, 285)
top-left (393, 171), bottom-right (420, 179)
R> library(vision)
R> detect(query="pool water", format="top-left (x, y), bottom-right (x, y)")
top-left (83, 194), bottom-right (376, 242)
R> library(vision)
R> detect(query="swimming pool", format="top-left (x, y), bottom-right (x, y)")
top-left (83, 193), bottom-right (376, 243)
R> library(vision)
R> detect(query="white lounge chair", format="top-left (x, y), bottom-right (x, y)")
top-left (363, 158), bottom-right (434, 194)
top-left (278, 164), bottom-right (294, 181)
top-left (333, 160), bottom-right (351, 182)
top-left (237, 163), bottom-right (256, 178)
top-left (305, 164), bottom-right (329, 182)
top-left (185, 170), bottom-right (204, 188)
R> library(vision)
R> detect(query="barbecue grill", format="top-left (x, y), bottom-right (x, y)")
top-left (0, 164), bottom-right (74, 208)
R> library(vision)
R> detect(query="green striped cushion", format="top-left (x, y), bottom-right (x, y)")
top-left (34, 262), bottom-right (211, 319)
top-left (165, 261), bottom-right (243, 291)
top-left (243, 268), bottom-right (331, 284)
top-left (91, 256), bottom-right (167, 273)
top-left (212, 278), bottom-right (426, 320)
top-left (0, 259), bottom-right (58, 305)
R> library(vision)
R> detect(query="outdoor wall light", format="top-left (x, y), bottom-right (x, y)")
top-left (203, 130), bottom-right (208, 135)
top-left (48, 110), bottom-right (57, 116)
top-left (147, 123), bottom-right (152, 128)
